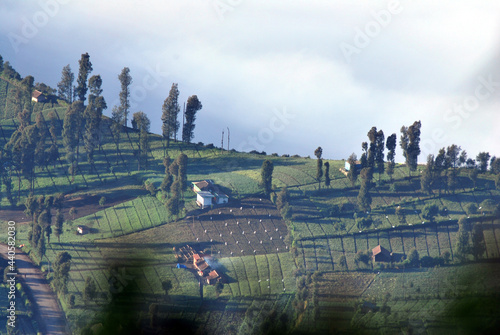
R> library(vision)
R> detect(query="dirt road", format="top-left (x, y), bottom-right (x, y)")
top-left (0, 243), bottom-right (70, 335)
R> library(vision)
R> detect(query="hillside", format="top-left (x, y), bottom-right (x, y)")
top-left (1, 64), bottom-right (500, 334)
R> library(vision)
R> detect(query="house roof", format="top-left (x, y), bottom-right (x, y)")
top-left (32, 90), bottom-right (44, 98)
top-left (193, 180), bottom-right (211, 191)
top-left (372, 245), bottom-right (391, 257)
top-left (196, 260), bottom-right (209, 271)
top-left (213, 192), bottom-right (228, 199)
top-left (193, 254), bottom-right (201, 261)
top-left (207, 270), bottom-right (219, 279)
top-left (197, 191), bottom-right (214, 198)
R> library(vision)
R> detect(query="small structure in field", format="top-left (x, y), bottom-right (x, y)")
top-left (31, 90), bottom-right (47, 103)
top-left (193, 253), bottom-right (210, 275)
top-left (76, 225), bottom-right (89, 235)
top-left (205, 269), bottom-right (221, 285)
top-left (192, 180), bottom-right (229, 208)
top-left (345, 160), bottom-right (361, 172)
top-left (372, 245), bottom-right (392, 262)
top-left (196, 191), bottom-right (215, 209)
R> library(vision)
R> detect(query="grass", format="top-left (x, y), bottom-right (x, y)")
top-left (1, 97), bottom-right (500, 334)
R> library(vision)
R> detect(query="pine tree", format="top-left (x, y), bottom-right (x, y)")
top-left (132, 112), bottom-right (151, 170)
top-left (385, 133), bottom-right (397, 180)
top-left (75, 53), bottom-right (93, 102)
top-left (367, 127), bottom-right (377, 168)
top-left (54, 209), bottom-right (64, 243)
top-left (357, 167), bottom-right (372, 212)
top-left (400, 122), bottom-right (422, 177)
top-left (375, 129), bottom-right (385, 180)
top-left (63, 101), bottom-right (84, 180)
top-left (182, 95), bottom-right (202, 143)
top-left (84, 75), bottom-right (106, 171)
top-left (161, 83), bottom-right (180, 148)
top-left (118, 67), bottom-right (132, 126)
top-left (324, 162), bottom-right (331, 187)
top-left (420, 154), bottom-right (434, 195)
top-left (261, 160), bottom-right (274, 196)
top-left (57, 64), bottom-right (74, 103)
top-left (347, 153), bottom-right (358, 187)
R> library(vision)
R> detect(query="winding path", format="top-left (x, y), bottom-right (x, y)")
top-left (0, 243), bottom-right (70, 335)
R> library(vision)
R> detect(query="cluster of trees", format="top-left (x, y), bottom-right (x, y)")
top-left (421, 145), bottom-right (500, 194)
top-left (53, 251), bottom-right (72, 295)
top-left (161, 83), bottom-right (203, 150)
top-left (260, 159), bottom-right (274, 196)
top-left (313, 147), bottom-right (331, 189)
top-left (24, 194), bottom-right (64, 261)
top-left (455, 217), bottom-right (486, 262)
top-left (272, 187), bottom-right (292, 220)
top-left (158, 153), bottom-right (188, 218)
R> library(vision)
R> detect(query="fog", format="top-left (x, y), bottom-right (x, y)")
top-left (1, 0), bottom-right (499, 161)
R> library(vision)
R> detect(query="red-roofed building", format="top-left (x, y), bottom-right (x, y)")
top-left (206, 270), bottom-right (220, 285)
top-left (372, 245), bottom-right (391, 262)
top-left (31, 90), bottom-right (46, 103)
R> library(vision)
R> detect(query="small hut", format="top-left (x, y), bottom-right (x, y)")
top-left (372, 245), bottom-right (391, 262)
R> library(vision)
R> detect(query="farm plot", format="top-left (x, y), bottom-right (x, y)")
top-left (63, 195), bottom-right (170, 242)
top-left (217, 253), bottom-right (296, 297)
top-left (188, 198), bottom-right (288, 258)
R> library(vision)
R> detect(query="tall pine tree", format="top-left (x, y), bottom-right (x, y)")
top-left (182, 95), bottom-right (202, 143)
top-left (161, 83), bottom-right (180, 149)
top-left (75, 53), bottom-right (93, 102)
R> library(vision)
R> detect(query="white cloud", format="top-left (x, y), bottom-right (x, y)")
top-left (0, 0), bottom-right (499, 160)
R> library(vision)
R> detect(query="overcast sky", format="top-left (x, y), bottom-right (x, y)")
top-left (1, 0), bottom-right (499, 161)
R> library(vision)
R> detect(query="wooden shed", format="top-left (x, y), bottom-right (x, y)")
top-left (372, 245), bottom-right (391, 262)
top-left (31, 90), bottom-right (46, 103)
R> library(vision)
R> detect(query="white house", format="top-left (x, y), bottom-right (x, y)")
top-left (192, 180), bottom-right (229, 208)
top-left (196, 191), bottom-right (215, 209)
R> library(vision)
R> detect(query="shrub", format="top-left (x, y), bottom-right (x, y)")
top-left (441, 250), bottom-right (451, 264)
top-left (480, 199), bottom-right (497, 212)
top-left (407, 249), bottom-right (420, 267)
top-left (271, 153), bottom-right (279, 157)
top-left (99, 196), bottom-right (106, 207)
top-left (421, 203), bottom-right (439, 222)
top-left (356, 217), bottom-right (372, 230)
top-left (465, 203), bottom-right (478, 215)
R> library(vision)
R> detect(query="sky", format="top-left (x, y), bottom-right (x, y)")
top-left (1, 0), bottom-right (500, 162)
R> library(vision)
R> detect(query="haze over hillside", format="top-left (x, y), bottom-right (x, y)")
top-left (1, 0), bottom-right (499, 160)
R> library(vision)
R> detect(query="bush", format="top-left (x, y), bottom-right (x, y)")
top-left (407, 249), bottom-right (420, 267)
top-left (480, 199), bottom-right (497, 212)
top-left (356, 216), bottom-right (372, 230)
top-left (421, 203), bottom-right (439, 222)
top-left (465, 203), bottom-right (478, 215)
top-left (99, 196), bottom-right (106, 207)
top-left (271, 153), bottom-right (279, 157)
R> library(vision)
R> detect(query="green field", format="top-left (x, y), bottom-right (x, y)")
top-left (1, 79), bottom-right (500, 334)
